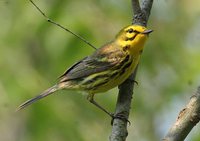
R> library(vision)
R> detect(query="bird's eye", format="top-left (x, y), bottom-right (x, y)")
top-left (127, 28), bottom-right (134, 33)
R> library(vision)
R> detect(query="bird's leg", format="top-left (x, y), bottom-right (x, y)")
top-left (87, 94), bottom-right (131, 125)
top-left (87, 94), bottom-right (113, 117)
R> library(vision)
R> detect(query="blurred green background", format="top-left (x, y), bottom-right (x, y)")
top-left (1, 0), bottom-right (200, 141)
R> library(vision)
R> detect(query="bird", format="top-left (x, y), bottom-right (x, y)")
top-left (17, 24), bottom-right (153, 119)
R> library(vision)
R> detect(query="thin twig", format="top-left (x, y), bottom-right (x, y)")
top-left (29, 0), bottom-right (97, 50)
top-left (163, 86), bottom-right (200, 141)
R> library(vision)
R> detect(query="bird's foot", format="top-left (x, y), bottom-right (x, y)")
top-left (111, 112), bottom-right (131, 125)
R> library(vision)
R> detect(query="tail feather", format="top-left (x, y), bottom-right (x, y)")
top-left (16, 85), bottom-right (60, 111)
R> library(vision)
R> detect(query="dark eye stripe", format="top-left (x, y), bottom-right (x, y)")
top-left (133, 30), bottom-right (140, 34)
top-left (127, 28), bottom-right (140, 34)
top-left (127, 28), bottom-right (134, 33)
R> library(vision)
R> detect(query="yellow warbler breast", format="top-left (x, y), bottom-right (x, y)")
top-left (88, 56), bottom-right (140, 94)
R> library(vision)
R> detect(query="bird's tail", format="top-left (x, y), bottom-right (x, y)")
top-left (16, 84), bottom-right (62, 111)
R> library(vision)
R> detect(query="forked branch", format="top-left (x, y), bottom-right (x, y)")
top-left (132, 0), bottom-right (153, 26)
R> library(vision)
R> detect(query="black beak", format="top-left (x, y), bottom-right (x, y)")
top-left (142, 29), bottom-right (153, 34)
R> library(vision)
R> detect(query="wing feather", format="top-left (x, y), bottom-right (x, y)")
top-left (59, 44), bottom-right (125, 82)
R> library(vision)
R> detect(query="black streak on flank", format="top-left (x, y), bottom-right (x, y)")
top-left (92, 80), bottom-right (109, 90)
top-left (123, 45), bottom-right (130, 52)
top-left (114, 55), bottom-right (130, 70)
top-left (83, 73), bottom-right (109, 86)
top-left (119, 61), bottom-right (132, 75)
top-left (86, 71), bottom-right (119, 90)
top-left (120, 55), bottom-right (130, 65)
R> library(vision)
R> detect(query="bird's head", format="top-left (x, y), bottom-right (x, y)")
top-left (116, 25), bottom-right (153, 54)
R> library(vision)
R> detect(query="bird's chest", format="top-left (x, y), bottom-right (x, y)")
top-left (115, 55), bottom-right (140, 83)
top-left (102, 54), bottom-right (140, 90)
top-left (87, 53), bottom-right (140, 93)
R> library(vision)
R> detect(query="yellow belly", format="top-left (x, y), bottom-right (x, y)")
top-left (89, 55), bottom-right (140, 94)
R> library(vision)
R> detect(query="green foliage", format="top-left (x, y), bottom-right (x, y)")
top-left (0, 0), bottom-right (200, 141)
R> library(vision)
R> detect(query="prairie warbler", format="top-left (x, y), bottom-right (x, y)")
top-left (17, 25), bottom-right (152, 118)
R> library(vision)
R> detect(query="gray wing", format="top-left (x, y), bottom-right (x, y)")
top-left (59, 46), bottom-right (124, 82)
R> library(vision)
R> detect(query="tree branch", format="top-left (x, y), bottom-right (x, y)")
top-left (163, 86), bottom-right (200, 141)
top-left (109, 68), bottom-right (138, 141)
top-left (132, 0), bottom-right (153, 26)
top-left (141, 0), bottom-right (153, 22)
top-left (131, 0), bottom-right (142, 19)
top-left (109, 0), bottom-right (153, 141)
